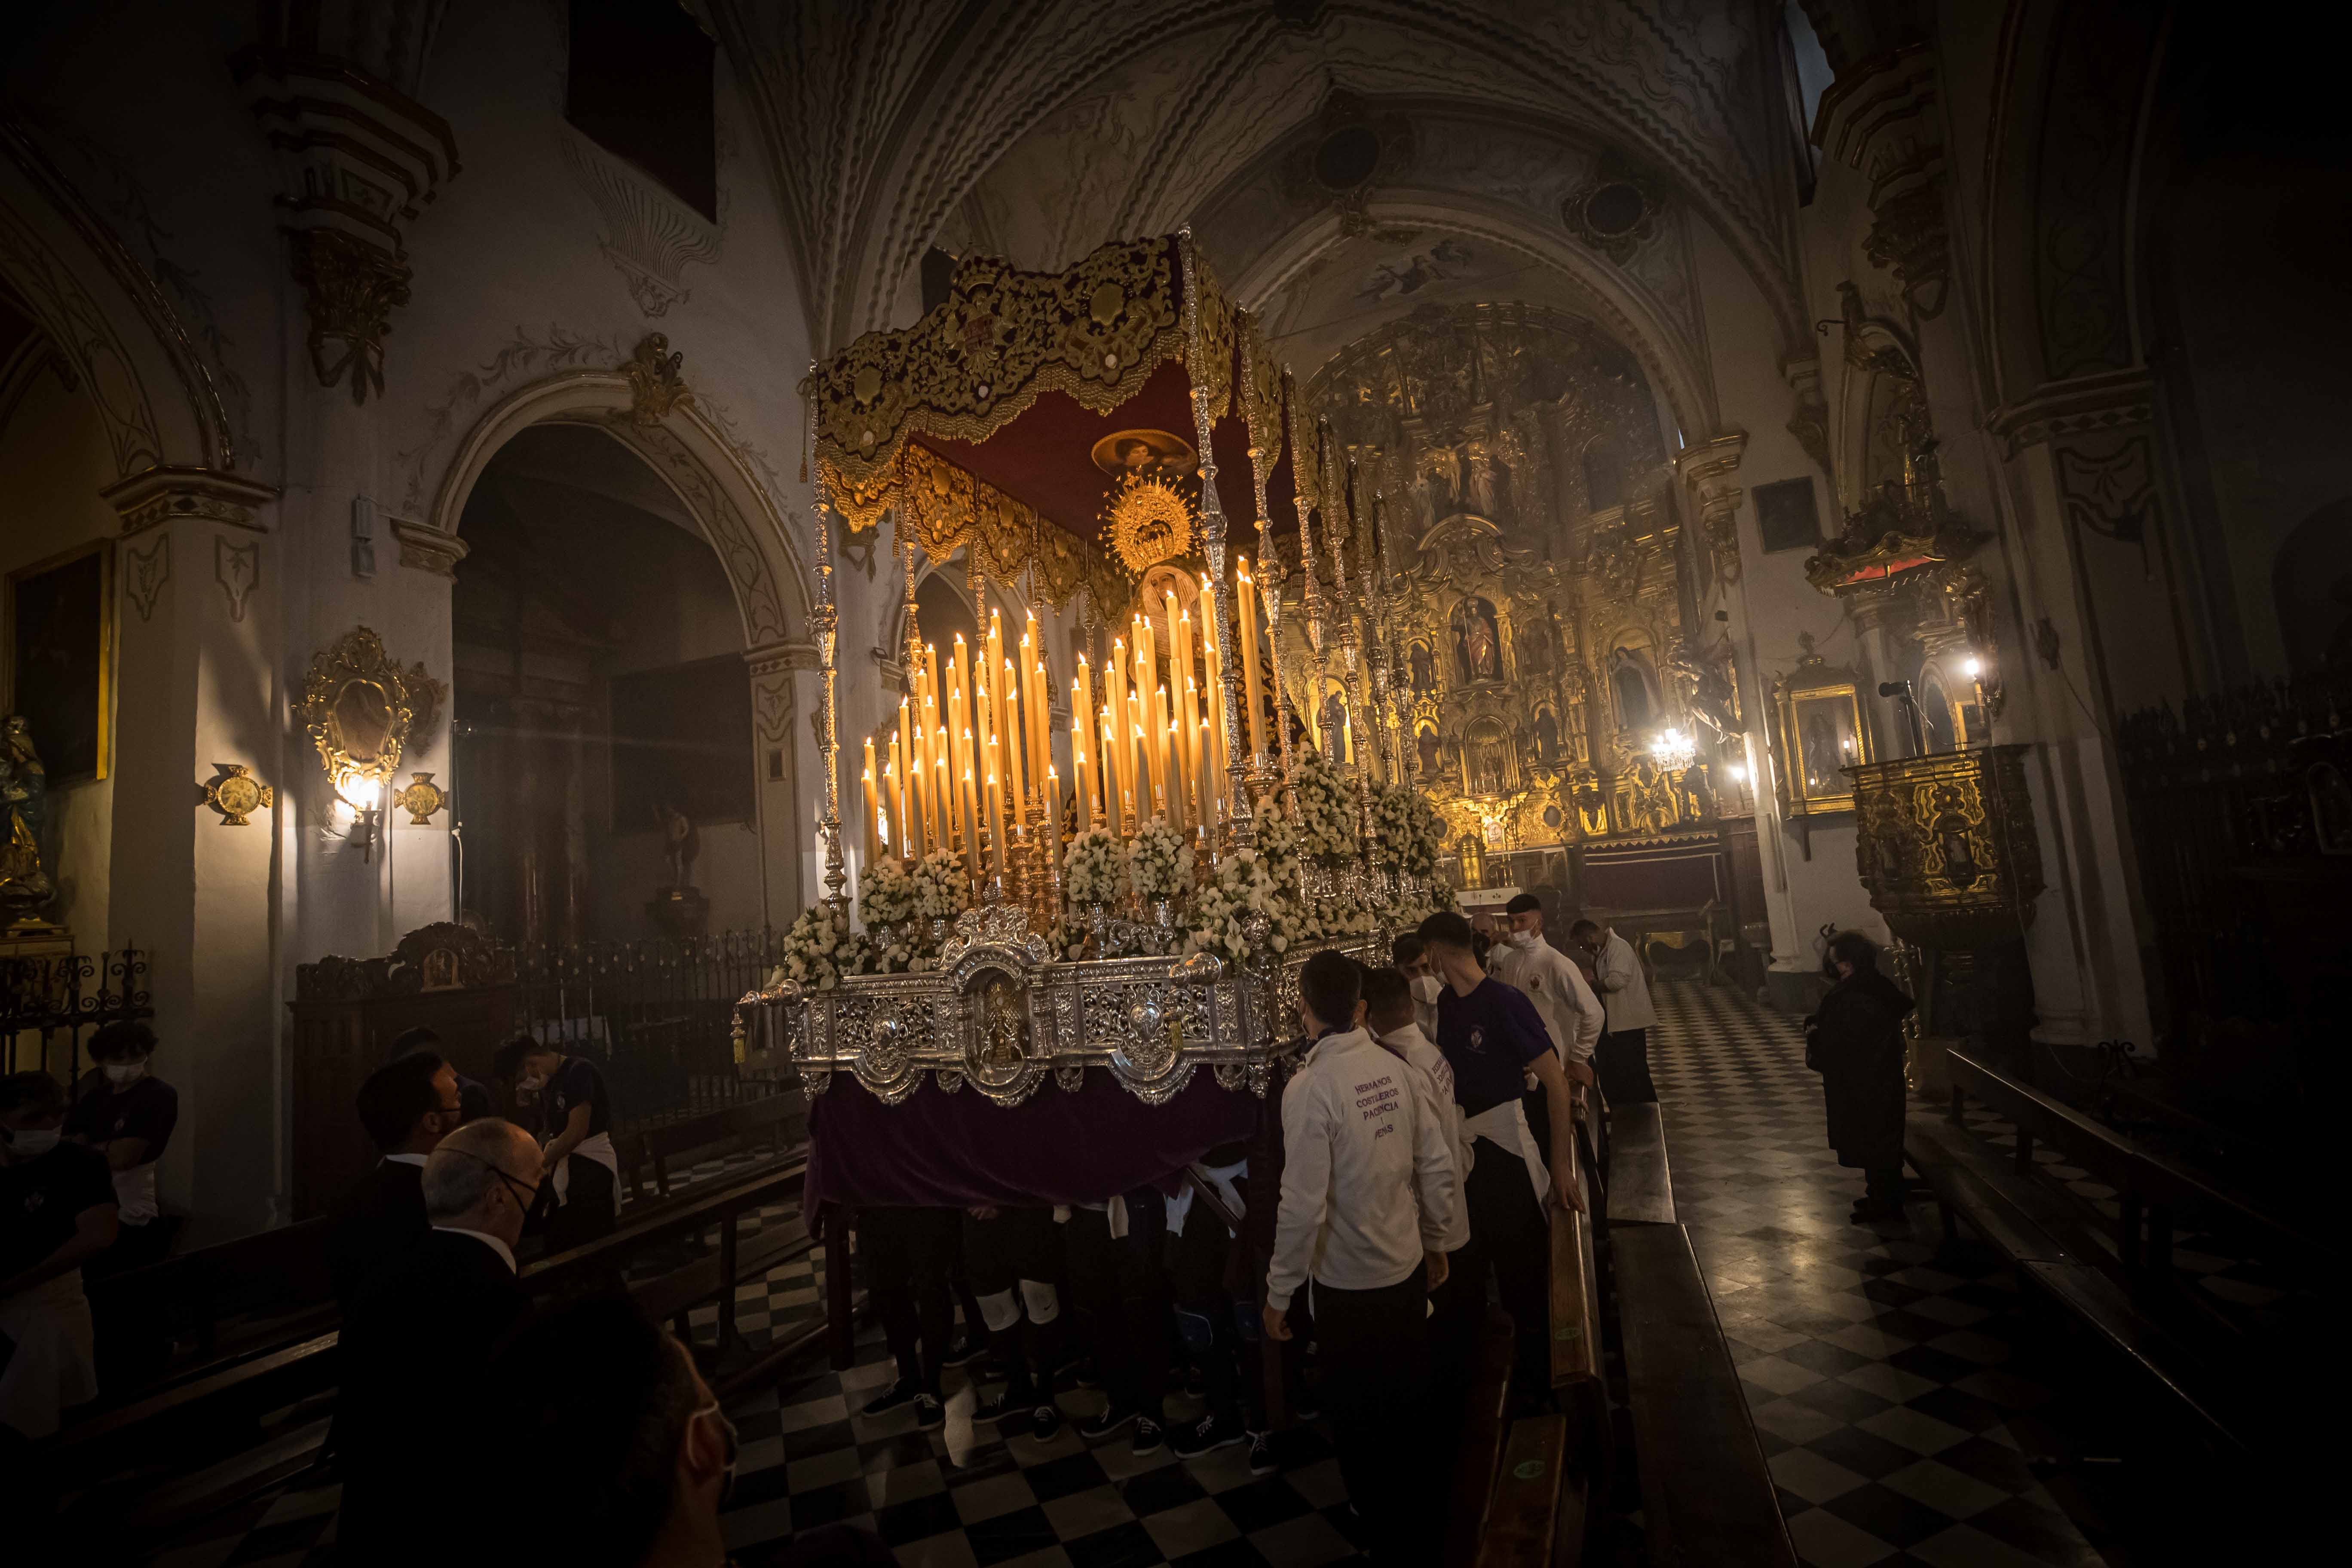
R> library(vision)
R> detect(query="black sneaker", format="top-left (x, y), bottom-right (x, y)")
top-left (1132, 1415), bottom-right (1167, 1456)
top-left (861, 1379), bottom-right (918, 1417)
top-left (1246, 1429), bottom-right (1276, 1476)
top-left (1169, 1412), bottom-right (1245, 1459)
top-left (971, 1388), bottom-right (1036, 1425)
top-left (1028, 1402), bottom-right (1064, 1441)
top-left (912, 1393), bottom-right (945, 1431)
top-left (940, 1336), bottom-right (986, 1368)
top-left (1078, 1402), bottom-right (1138, 1440)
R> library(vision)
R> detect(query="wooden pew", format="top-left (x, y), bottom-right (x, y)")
top-left (621, 1088), bottom-right (806, 1203)
top-left (1612, 1224), bottom-right (1797, 1568)
top-left (1605, 1101), bottom-right (1675, 1226)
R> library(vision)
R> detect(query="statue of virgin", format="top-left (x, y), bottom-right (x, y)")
top-left (0, 715), bottom-right (56, 923)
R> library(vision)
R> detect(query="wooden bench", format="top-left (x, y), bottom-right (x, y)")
top-left (618, 1088), bottom-right (806, 1202)
top-left (1605, 1101), bottom-right (1675, 1226)
top-left (1612, 1224), bottom-right (1796, 1568)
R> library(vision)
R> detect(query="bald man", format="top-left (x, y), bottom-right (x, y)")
top-left (336, 1120), bottom-right (544, 1562)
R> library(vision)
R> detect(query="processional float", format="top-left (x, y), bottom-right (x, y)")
top-left (734, 233), bottom-right (1454, 1206)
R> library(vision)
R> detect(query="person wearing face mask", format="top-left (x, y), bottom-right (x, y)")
top-left (0, 1071), bottom-right (117, 1442)
top-left (1392, 933), bottom-right (1445, 1041)
top-left (64, 1021), bottom-right (179, 1271)
top-left (1265, 951), bottom-right (1458, 1559)
top-left (1415, 910), bottom-right (1582, 1415)
top-left (1488, 895), bottom-right (1604, 1159)
top-left (1807, 931), bottom-right (1916, 1223)
top-left (334, 1118), bottom-right (543, 1563)
top-left (1569, 918), bottom-right (1659, 1104)
top-left (325, 1050), bottom-right (463, 1309)
top-left (494, 1034), bottom-right (620, 1253)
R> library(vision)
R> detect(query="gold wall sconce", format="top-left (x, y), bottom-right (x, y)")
top-left (297, 627), bottom-right (445, 863)
top-left (200, 763), bottom-right (275, 826)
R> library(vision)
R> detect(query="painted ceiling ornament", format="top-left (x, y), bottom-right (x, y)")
top-left (622, 334), bottom-right (695, 426)
top-left (1560, 172), bottom-right (1665, 265)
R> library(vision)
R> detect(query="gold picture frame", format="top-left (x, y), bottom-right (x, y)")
top-left (297, 627), bottom-right (445, 797)
top-left (1772, 637), bottom-right (1871, 817)
top-left (5, 539), bottom-right (116, 783)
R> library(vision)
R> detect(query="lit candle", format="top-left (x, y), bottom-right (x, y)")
top-left (1197, 575), bottom-right (1230, 798)
top-left (886, 741), bottom-right (905, 858)
top-left (1045, 765), bottom-right (1064, 869)
top-left (1343, 710), bottom-right (1354, 766)
top-left (961, 761), bottom-right (979, 870)
top-left (1237, 560), bottom-right (1265, 760)
top-left (947, 637), bottom-right (971, 810)
top-left (1001, 659), bottom-right (1026, 823)
top-left (894, 704), bottom-right (913, 852)
top-left (861, 739), bottom-right (880, 863)
top-left (934, 729), bottom-right (951, 853)
top-left (1074, 657), bottom-right (1095, 827)
top-left (1102, 709), bottom-right (1122, 830)
top-left (984, 734), bottom-right (1006, 882)
top-left (1106, 638), bottom-right (1129, 829)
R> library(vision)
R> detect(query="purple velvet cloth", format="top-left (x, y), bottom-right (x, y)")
top-left (804, 1067), bottom-right (1263, 1209)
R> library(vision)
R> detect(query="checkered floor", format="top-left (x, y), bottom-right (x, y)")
top-left (1649, 983), bottom-right (2125, 1568)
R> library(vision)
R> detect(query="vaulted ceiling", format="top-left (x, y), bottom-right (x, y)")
top-left (710, 0), bottom-right (1813, 401)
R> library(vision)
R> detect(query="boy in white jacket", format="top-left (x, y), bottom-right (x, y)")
top-left (1265, 951), bottom-right (1458, 1558)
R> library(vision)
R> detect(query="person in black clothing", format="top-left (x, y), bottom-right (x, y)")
top-left (0, 1072), bottom-right (117, 1442)
top-left (959, 1204), bottom-right (1066, 1439)
top-left (388, 1026), bottom-right (493, 1123)
top-left (494, 1035), bottom-right (619, 1252)
top-left (856, 1206), bottom-right (961, 1430)
top-left (64, 1021), bottom-right (179, 1271)
top-left (1807, 931), bottom-right (1917, 1223)
top-left (336, 1118), bottom-right (542, 1563)
top-left (325, 1051), bottom-right (462, 1308)
top-left (1065, 1184), bottom-right (1174, 1456)
top-left (1164, 1143), bottom-right (1272, 1473)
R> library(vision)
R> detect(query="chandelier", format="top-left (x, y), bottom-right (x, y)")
top-left (1648, 727), bottom-right (1696, 772)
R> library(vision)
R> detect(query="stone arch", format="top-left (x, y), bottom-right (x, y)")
top-left (423, 369), bottom-right (812, 647)
top-left (0, 122), bottom-right (238, 476)
top-left (1228, 189), bottom-right (1714, 442)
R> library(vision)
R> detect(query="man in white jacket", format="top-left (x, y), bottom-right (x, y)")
top-left (1572, 918), bottom-right (1659, 1102)
top-left (1265, 950), bottom-right (1459, 1558)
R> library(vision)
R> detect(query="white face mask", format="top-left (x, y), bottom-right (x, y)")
top-left (7, 1128), bottom-right (61, 1157)
top-left (1410, 974), bottom-right (1444, 1005)
top-left (517, 1074), bottom-right (547, 1093)
top-left (1506, 929), bottom-right (1539, 949)
top-left (105, 1061), bottom-right (148, 1086)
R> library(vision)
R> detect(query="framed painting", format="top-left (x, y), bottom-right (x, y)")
top-left (6, 540), bottom-right (114, 783)
top-left (1771, 643), bottom-right (1871, 817)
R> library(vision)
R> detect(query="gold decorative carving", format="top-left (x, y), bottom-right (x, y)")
top-left (1850, 745), bottom-right (2044, 948)
top-left (1675, 430), bottom-right (1748, 585)
top-left (895, 442), bottom-right (1124, 611)
top-left (200, 763), bottom-right (275, 827)
top-left (102, 466), bottom-right (279, 537)
top-left (1104, 474), bottom-right (1194, 577)
top-left (621, 333), bottom-right (694, 425)
top-left (388, 517), bottom-right (470, 576)
top-left (395, 771), bottom-right (447, 825)
top-left (288, 229), bottom-right (412, 405)
top-left (297, 627), bottom-right (445, 798)
top-left (799, 236), bottom-right (1205, 533)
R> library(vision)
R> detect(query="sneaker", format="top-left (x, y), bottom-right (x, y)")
top-left (1291, 1393), bottom-right (1322, 1422)
top-left (971, 1388), bottom-right (1036, 1425)
top-left (1028, 1402), bottom-right (1064, 1441)
top-left (1132, 1415), bottom-right (1167, 1456)
top-left (912, 1393), bottom-right (945, 1431)
top-left (1070, 1358), bottom-right (1105, 1390)
top-left (861, 1379), bottom-right (918, 1417)
top-left (1078, 1402), bottom-right (1139, 1440)
top-left (1169, 1412), bottom-right (1245, 1459)
top-left (940, 1336), bottom-right (986, 1368)
top-left (1246, 1429), bottom-right (1276, 1476)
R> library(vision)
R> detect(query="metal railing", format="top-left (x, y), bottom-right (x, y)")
top-left (512, 928), bottom-right (784, 1124)
top-left (1, 945), bottom-right (152, 1081)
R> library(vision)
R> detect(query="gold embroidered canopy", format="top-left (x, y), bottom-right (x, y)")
top-left (799, 234), bottom-right (1298, 606)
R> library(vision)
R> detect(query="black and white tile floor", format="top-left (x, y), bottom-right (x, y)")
top-left (1650, 983), bottom-right (2123, 1568)
top-left (154, 980), bottom-right (2170, 1567)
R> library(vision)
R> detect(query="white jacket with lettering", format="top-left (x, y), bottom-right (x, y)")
top-left (1373, 1021), bottom-right (1475, 1254)
top-left (1265, 1026), bottom-right (1461, 1310)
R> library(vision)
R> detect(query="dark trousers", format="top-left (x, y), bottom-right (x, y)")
top-left (84, 1216), bottom-right (181, 1396)
top-left (1314, 1272), bottom-right (1437, 1561)
top-left (545, 1157), bottom-right (619, 1254)
top-left (962, 1207), bottom-right (1064, 1399)
top-left (1065, 1201), bottom-right (1170, 1419)
top-left (863, 1207), bottom-right (959, 1394)
top-left (1170, 1216), bottom-right (1265, 1430)
top-left (1864, 1167), bottom-right (1904, 1204)
top-left (1457, 1138), bottom-right (1551, 1404)
top-left (1596, 1027), bottom-right (1656, 1103)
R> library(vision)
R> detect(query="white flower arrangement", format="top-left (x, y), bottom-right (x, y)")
top-left (1128, 815), bottom-right (1196, 902)
top-left (1250, 807), bottom-right (1304, 890)
top-left (772, 905), bottom-right (865, 991)
top-left (859, 855), bottom-right (916, 929)
top-left (908, 849), bottom-right (970, 923)
top-left (1062, 827), bottom-right (1128, 908)
top-left (1370, 783), bottom-right (1446, 878)
top-left (1288, 745), bottom-right (1360, 867)
top-left (1185, 845), bottom-right (1303, 967)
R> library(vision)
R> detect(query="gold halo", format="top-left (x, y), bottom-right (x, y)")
top-left (1104, 473), bottom-right (1195, 577)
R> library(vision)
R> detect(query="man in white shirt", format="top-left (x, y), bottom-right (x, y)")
top-left (1491, 894), bottom-right (1605, 1078)
top-left (1265, 951), bottom-right (1459, 1558)
top-left (1572, 918), bottom-right (1660, 1103)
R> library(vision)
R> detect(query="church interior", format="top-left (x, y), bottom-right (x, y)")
top-left (0, 3), bottom-right (2340, 1563)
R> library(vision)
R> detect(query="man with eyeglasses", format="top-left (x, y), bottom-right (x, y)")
top-left (334, 1118), bottom-right (543, 1563)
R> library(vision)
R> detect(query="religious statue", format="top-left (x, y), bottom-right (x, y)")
top-left (1609, 647), bottom-right (1655, 732)
top-left (1534, 708), bottom-right (1560, 762)
top-left (1516, 616), bottom-right (1554, 677)
top-left (1408, 640), bottom-right (1437, 695)
top-left (656, 801), bottom-right (701, 890)
top-left (1467, 725), bottom-right (1508, 798)
top-left (978, 975), bottom-right (1029, 1079)
top-left (1417, 725), bottom-right (1443, 777)
top-left (1452, 597), bottom-right (1502, 683)
top-left (1317, 692), bottom-right (1348, 763)
top-left (0, 716), bottom-right (55, 925)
